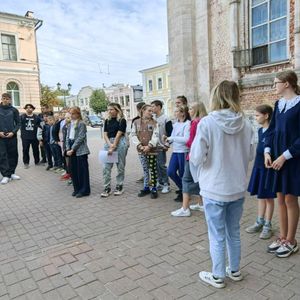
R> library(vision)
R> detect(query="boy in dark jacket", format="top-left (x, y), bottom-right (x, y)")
top-left (0, 93), bottom-right (20, 184)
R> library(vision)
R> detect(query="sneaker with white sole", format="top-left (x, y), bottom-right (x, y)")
top-left (199, 271), bottom-right (225, 289)
top-left (259, 225), bottom-right (272, 240)
top-left (226, 267), bottom-right (243, 281)
top-left (245, 222), bottom-right (263, 234)
top-left (161, 184), bottom-right (170, 194)
top-left (267, 237), bottom-right (284, 253)
top-left (275, 241), bottom-right (299, 258)
top-left (114, 185), bottom-right (123, 196)
top-left (190, 204), bottom-right (204, 211)
top-left (1, 177), bottom-right (11, 184)
top-left (171, 207), bottom-right (191, 217)
top-left (101, 188), bottom-right (111, 198)
top-left (11, 174), bottom-right (21, 180)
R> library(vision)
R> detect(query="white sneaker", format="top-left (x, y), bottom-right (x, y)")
top-left (226, 267), bottom-right (243, 281)
top-left (1, 177), bottom-right (11, 184)
top-left (199, 271), bottom-right (225, 289)
top-left (11, 174), bottom-right (21, 180)
top-left (161, 185), bottom-right (170, 194)
top-left (171, 207), bottom-right (191, 217)
top-left (189, 204), bottom-right (204, 211)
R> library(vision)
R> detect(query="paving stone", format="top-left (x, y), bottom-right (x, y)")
top-left (105, 276), bottom-right (138, 296)
top-left (0, 131), bottom-right (299, 300)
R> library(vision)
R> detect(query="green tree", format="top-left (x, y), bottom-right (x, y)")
top-left (40, 84), bottom-right (61, 108)
top-left (89, 89), bottom-right (108, 114)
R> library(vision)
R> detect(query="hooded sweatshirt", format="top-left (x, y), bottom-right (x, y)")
top-left (189, 109), bottom-right (254, 202)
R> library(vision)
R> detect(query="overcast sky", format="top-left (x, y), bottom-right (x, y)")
top-left (2, 0), bottom-right (168, 94)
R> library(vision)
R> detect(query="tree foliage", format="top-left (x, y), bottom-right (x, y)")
top-left (89, 89), bottom-right (108, 114)
top-left (40, 84), bottom-right (61, 108)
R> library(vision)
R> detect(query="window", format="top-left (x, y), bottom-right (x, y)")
top-left (125, 95), bottom-right (130, 106)
top-left (157, 78), bottom-right (163, 89)
top-left (120, 96), bottom-right (124, 106)
top-left (1, 34), bottom-right (17, 61)
top-left (148, 80), bottom-right (153, 92)
top-left (6, 82), bottom-right (20, 106)
top-left (251, 0), bottom-right (288, 65)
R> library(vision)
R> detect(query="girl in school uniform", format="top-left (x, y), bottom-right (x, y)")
top-left (190, 80), bottom-right (254, 289)
top-left (171, 101), bottom-right (207, 217)
top-left (131, 104), bottom-right (160, 199)
top-left (264, 70), bottom-right (300, 258)
top-left (246, 104), bottom-right (276, 239)
top-left (66, 107), bottom-right (90, 198)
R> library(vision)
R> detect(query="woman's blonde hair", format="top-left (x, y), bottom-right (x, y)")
top-left (70, 106), bottom-right (82, 120)
top-left (175, 105), bottom-right (190, 121)
top-left (190, 101), bottom-right (208, 119)
top-left (107, 102), bottom-right (124, 120)
top-left (140, 104), bottom-right (152, 118)
top-left (210, 80), bottom-right (241, 113)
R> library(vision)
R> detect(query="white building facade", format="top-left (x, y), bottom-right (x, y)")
top-left (104, 84), bottom-right (143, 120)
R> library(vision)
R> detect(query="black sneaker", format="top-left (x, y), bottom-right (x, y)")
top-left (151, 190), bottom-right (158, 199)
top-left (101, 188), bottom-right (111, 198)
top-left (174, 192), bottom-right (183, 202)
top-left (138, 189), bottom-right (151, 197)
top-left (114, 185), bottom-right (123, 196)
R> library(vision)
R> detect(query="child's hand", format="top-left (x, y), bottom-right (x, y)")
top-left (162, 135), bottom-right (167, 142)
top-left (264, 153), bottom-right (273, 168)
top-left (272, 155), bottom-right (286, 171)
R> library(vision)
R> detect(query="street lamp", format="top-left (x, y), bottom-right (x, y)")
top-left (57, 82), bottom-right (72, 107)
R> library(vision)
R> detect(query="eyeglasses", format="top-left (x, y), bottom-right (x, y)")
top-left (272, 81), bottom-right (284, 88)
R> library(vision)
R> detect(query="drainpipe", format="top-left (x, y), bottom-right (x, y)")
top-left (295, 0), bottom-right (300, 69)
top-left (230, 0), bottom-right (241, 81)
top-left (34, 19), bottom-right (43, 110)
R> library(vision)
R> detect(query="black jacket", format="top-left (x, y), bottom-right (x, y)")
top-left (0, 104), bottom-right (20, 135)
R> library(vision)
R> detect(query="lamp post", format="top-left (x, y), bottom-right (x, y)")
top-left (57, 82), bottom-right (72, 107)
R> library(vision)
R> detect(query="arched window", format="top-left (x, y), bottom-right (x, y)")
top-left (6, 82), bottom-right (20, 107)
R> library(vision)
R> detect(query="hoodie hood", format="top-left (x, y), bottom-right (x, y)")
top-left (209, 109), bottom-right (245, 134)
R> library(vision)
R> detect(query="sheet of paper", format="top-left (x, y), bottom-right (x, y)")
top-left (98, 150), bottom-right (118, 164)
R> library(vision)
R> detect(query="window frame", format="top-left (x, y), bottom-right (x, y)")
top-left (6, 81), bottom-right (20, 107)
top-left (250, 0), bottom-right (289, 66)
top-left (1, 33), bottom-right (18, 61)
top-left (148, 79), bottom-right (153, 92)
top-left (157, 77), bottom-right (163, 90)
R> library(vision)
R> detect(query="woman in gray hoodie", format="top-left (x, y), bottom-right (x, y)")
top-left (190, 80), bottom-right (254, 289)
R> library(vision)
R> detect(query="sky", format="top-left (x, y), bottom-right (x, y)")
top-left (1, 0), bottom-right (168, 94)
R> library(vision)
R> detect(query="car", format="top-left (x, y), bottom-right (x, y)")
top-left (87, 115), bottom-right (103, 127)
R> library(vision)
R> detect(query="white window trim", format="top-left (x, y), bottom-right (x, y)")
top-left (0, 31), bottom-right (19, 61)
top-left (250, 0), bottom-right (290, 65)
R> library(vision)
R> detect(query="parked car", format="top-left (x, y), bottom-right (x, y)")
top-left (86, 115), bottom-right (103, 127)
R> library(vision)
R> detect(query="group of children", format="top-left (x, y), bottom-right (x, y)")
top-left (20, 106), bottom-right (91, 199)
top-left (2, 69), bottom-right (299, 291)
top-left (100, 70), bottom-right (300, 290)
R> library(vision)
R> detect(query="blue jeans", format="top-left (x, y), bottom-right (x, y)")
top-left (50, 143), bottom-right (63, 168)
top-left (157, 150), bottom-right (169, 185)
top-left (203, 197), bottom-right (245, 278)
top-left (167, 152), bottom-right (186, 190)
top-left (103, 136), bottom-right (128, 189)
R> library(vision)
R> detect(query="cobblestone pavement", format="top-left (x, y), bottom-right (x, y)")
top-left (0, 128), bottom-right (299, 300)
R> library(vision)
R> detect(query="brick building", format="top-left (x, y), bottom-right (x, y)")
top-left (0, 11), bottom-right (42, 110)
top-left (167, 0), bottom-right (300, 110)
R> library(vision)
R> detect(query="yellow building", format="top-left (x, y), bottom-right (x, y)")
top-left (0, 11), bottom-right (42, 110)
top-left (139, 63), bottom-right (173, 117)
